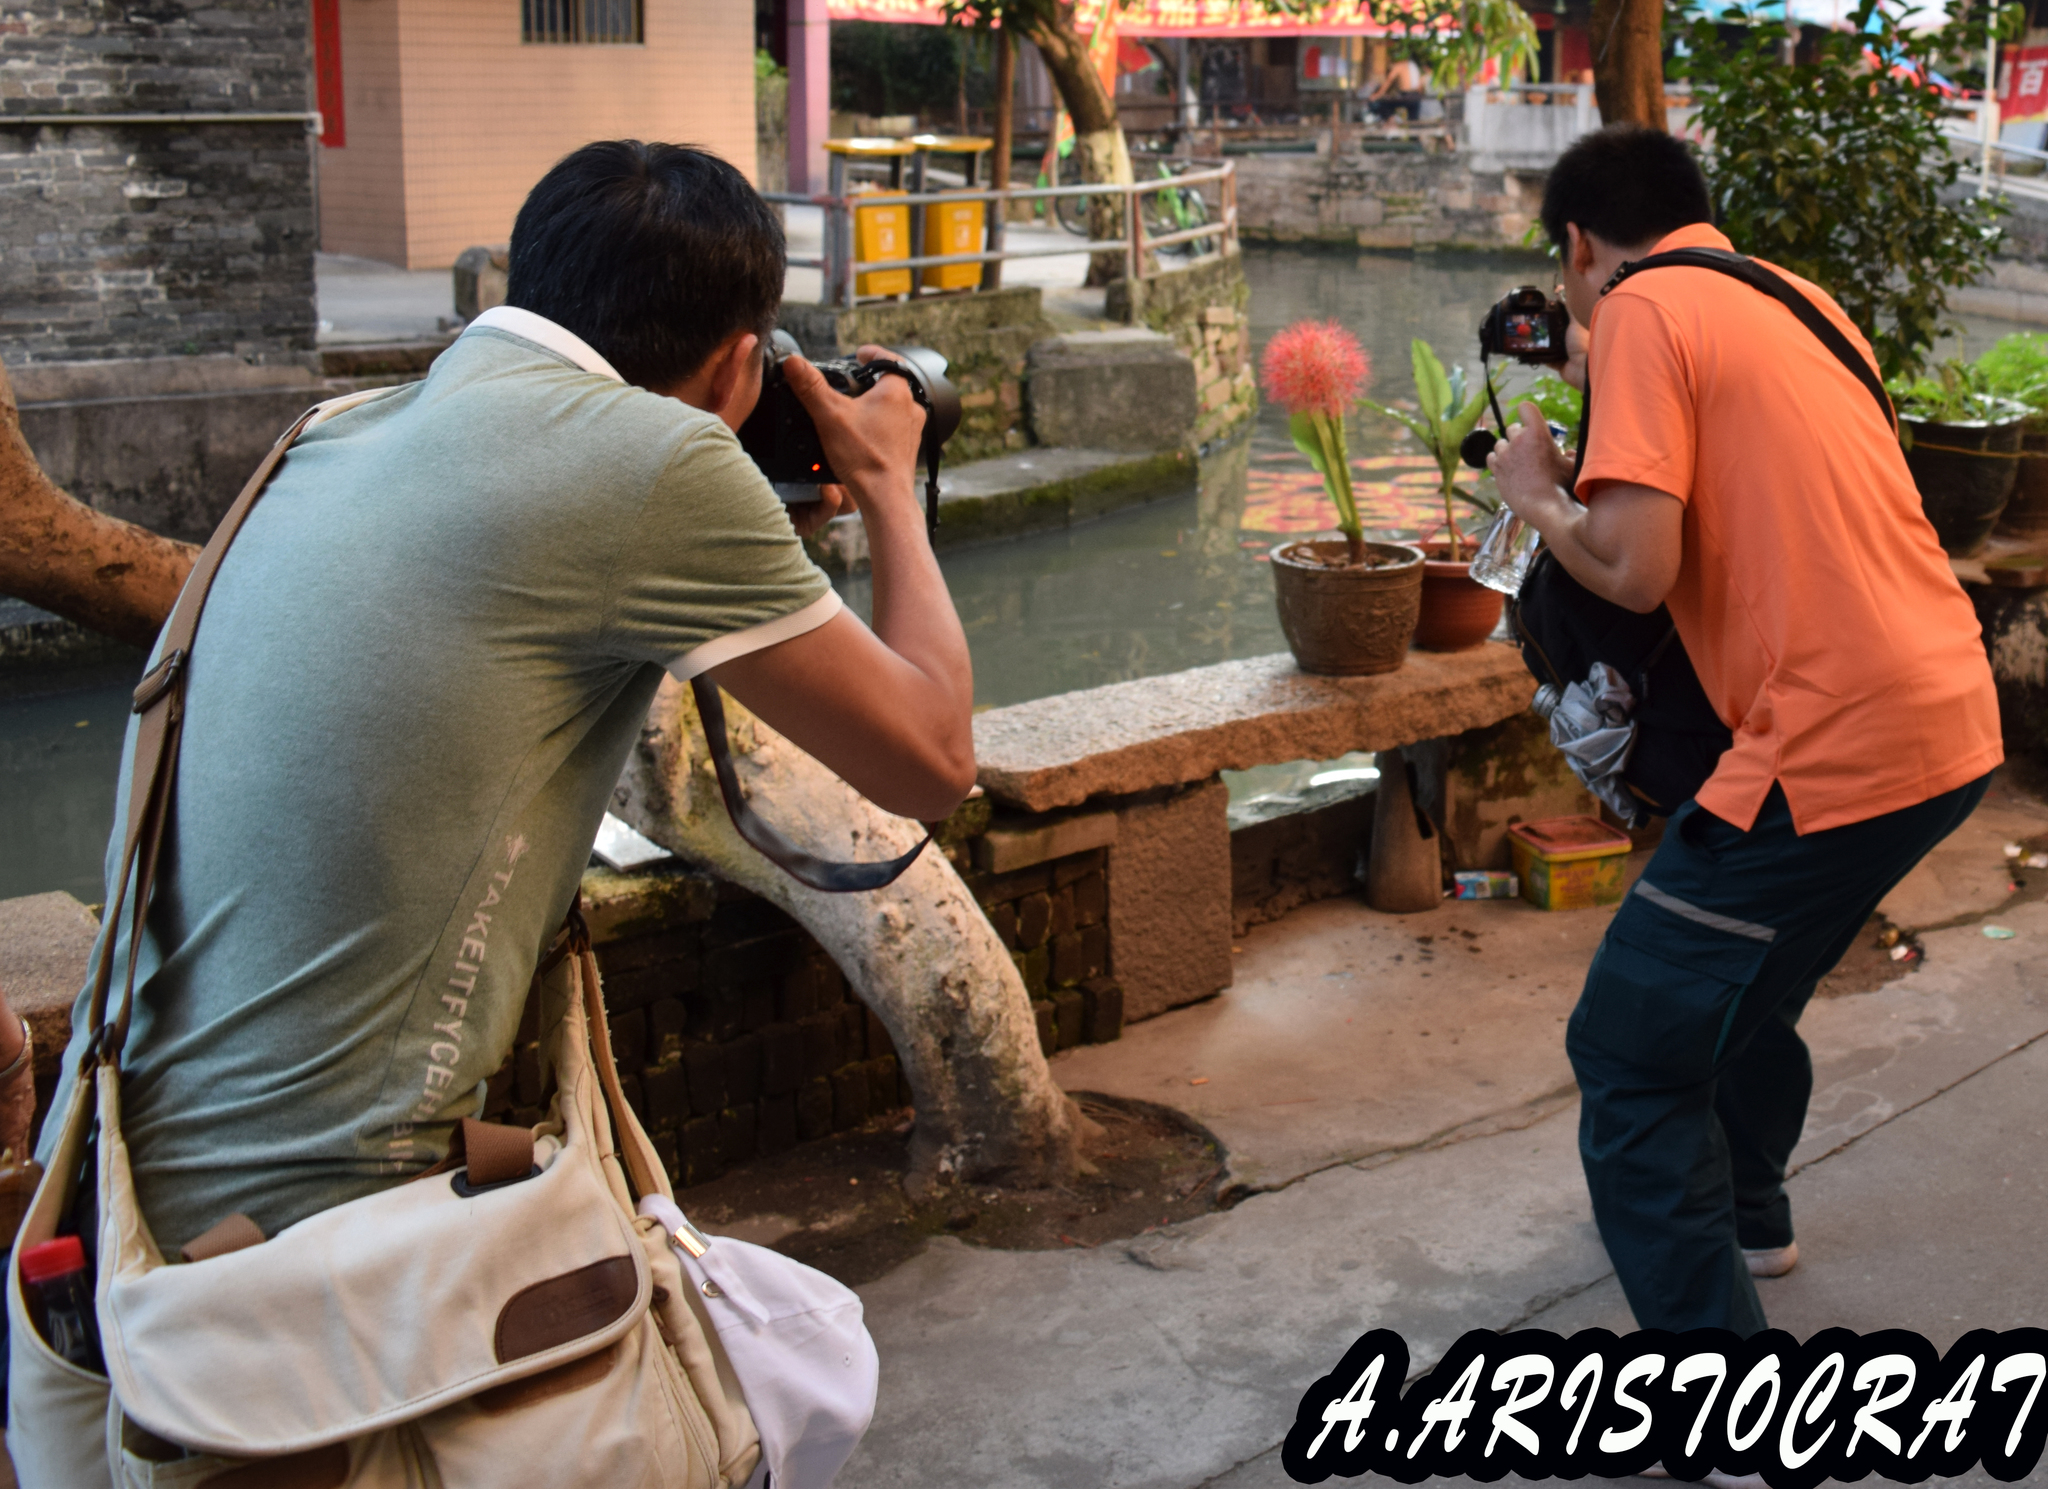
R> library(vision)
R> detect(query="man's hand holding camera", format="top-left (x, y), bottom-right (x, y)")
top-left (780, 345), bottom-right (924, 536)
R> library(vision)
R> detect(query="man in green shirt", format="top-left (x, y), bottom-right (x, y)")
top-left (41, 141), bottom-right (975, 1252)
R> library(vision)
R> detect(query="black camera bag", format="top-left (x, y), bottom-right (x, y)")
top-left (1509, 247), bottom-right (1896, 817)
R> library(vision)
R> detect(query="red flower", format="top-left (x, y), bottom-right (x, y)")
top-left (1259, 320), bottom-right (1370, 419)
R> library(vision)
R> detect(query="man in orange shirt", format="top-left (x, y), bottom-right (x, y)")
top-left (1490, 126), bottom-right (2002, 1336)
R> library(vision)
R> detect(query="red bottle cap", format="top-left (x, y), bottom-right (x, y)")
top-left (18, 1236), bottom-right (87, 1285)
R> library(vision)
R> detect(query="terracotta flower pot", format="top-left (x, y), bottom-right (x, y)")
top-left (1414, 543), bottom-right (1503, 652)
top-left (1270, 539), bottom-right (1425, 676)
top-left (1901, 413), bottom-right (2025, 556)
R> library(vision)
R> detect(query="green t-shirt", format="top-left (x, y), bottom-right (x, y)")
top-left (42, 308), bottom-right (837, 1249)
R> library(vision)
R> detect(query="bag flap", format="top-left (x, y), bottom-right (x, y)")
top-left (97, 1059), bottom-right (651, 1456)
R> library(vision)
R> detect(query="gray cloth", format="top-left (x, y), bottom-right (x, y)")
top-left (1535, 662), bottom-right (1642, 826)
top-left (40, 319), bottom-right (834, 1249)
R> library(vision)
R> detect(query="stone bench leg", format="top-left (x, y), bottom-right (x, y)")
top-left (1109, 779), bottom-right (1235, 1023)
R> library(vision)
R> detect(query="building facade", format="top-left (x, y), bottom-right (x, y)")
top-left (318, 0), bottom-right (760, 269)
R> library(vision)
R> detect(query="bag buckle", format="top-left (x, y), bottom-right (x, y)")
top-left (132, 649), bottom-right (186, 714)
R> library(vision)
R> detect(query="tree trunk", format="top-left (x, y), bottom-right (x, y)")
top-left (1590, 0), bottom-right (1666, 130)
top-left (613, 677), bottom-right (1084, 1196)
top-left (0, 359), bottom-right (198, 649)
top-left (1016, 5), bottom-right (1133, 287)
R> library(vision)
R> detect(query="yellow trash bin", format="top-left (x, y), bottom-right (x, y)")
top-left (907, 134), bottom-right (993, 291)
top-left (825, 139), bottom-right (918, 299)
top-left (851, 188), bottom-right (913, 298)
top-left (920, 195), bottom-right (985, 290)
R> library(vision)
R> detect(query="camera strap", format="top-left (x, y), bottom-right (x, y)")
top-left (689, 677), bottom-right (933, 893)
top-left (1601, 248), bottom-right (1896, 431)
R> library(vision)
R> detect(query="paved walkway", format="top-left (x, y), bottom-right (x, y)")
top-left (827, 777), bottom-right (2048, 1489)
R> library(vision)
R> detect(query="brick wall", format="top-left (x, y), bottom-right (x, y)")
top-left (487, 830), bottom-right (1124, 1191)
top-left (1107, 253), bottom-right (1256, 448)
top-left (0, 0), bottom-right (318, 365)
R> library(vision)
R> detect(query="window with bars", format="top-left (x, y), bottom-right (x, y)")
top-left (522, 0), bottom-right (641, 44)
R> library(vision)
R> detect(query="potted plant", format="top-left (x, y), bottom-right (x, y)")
top-left (1258, 320), bottom-right (1425, 677)
top-left (1975, 332), bottom-right (2048, 541)
top-left (1888, 359), bottom-right (2031, 556)
top-left (1367, 339), bottom-right (1504, 650)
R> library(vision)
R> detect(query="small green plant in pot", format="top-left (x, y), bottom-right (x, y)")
top-left (1365, 340), bottom-right (1506, 651)
top-left (1887, 359), bottom-right (2032, 555)
top-left (1973, 333), bottom-right (2048, 540)
top-left (1257, 320), bottom-right (1425, 676)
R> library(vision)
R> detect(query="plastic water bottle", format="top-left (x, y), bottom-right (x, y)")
top-left (1470, 419), bottom-right (1571, 597)
top-left (1469, 506), bottom-right (1540, 595)
top-left (19, 1236), bottom-right (103, 1372)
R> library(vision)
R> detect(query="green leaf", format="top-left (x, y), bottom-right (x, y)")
top-left (1288, 410), bottom-right (1332, 477)
top-left (1411, 340), bottom-right (1452, 428)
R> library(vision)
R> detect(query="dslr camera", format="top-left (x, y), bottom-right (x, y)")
top-left (1458, 286), bottom-right (1574, 470)
top-left (737, 329), bottom-right (962, 504)
top-left (1478, 286), bottom-right (1571, 366)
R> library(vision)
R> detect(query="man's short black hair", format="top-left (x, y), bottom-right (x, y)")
top-left (1540, 125), bottom-right (1712, 252)
top-left (506, 140), bottom-right (784, 391)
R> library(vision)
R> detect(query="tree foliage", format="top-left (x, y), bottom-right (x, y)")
top-left (1673, 0), bottom-right (2015, 381)
top-left (1381, 0), bottom-right (1539, 92)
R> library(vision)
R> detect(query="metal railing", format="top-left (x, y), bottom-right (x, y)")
top-left (1942, 106), bottom-right (2048, 204)
top-left (767, 160), bottom-right (1238, 309)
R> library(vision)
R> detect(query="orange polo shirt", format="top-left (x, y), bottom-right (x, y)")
top-left (1577, 223), bottom-right (2003, 834)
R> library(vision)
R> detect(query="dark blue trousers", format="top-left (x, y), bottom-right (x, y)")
top-left (1565, 774), bottom-right (1991, 1336)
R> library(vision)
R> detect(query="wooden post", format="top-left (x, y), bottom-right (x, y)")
top-left (1221, 160), bottom-right (1237, 254)
top-left (989, 29), bottom-right (1014, 290)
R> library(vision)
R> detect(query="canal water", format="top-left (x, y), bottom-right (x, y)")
top-left (4, 248), bottom-right (2035, 900)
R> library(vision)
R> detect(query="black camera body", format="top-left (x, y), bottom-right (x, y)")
top-left (1478, 286), bottom-right (1571, 366)
top-left (737, 329), bottom-right (961, 496)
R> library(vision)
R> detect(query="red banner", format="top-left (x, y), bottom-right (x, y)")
top-left (2002, 45), bottom-right (2048, 123)
top-left (825, 0), bottom-right (1436, 37)
top-left (312, 0), bottom-right (346, 148)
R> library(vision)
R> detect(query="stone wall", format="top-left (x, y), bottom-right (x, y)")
top-left (1106, 252), bottom-right (1256, 449)
top-left (1228, 147), bottom-right (1545, 252)
top-left (0, 0), bottom-right (318, 367)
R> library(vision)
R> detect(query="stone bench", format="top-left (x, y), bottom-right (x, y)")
top-left (969, 643), bottom-right (1586, 1021)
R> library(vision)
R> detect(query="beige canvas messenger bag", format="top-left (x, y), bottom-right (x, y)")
top-left (5, 402), bottom-right (768, 1488)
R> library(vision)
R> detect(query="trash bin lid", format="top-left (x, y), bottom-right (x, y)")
top-left (824, 137), bottom-right (919, 156)
top-left (906, 134), bottom-right (994, 154)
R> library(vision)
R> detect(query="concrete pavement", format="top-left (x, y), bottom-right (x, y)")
top-left (832, 784), bottom-right (2048, 1489)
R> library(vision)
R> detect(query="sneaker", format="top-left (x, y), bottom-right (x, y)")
top-left (1743, 1240), bottom-right (1799, 1278)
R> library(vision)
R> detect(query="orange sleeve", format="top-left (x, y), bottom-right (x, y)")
top-left (1575, 292), bottom-right (1697, 505)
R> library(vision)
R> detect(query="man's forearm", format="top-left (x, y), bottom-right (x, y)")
top-left (858, 479), bottom-right (973, 721)
top-left (1522, 481), bottom-right (1684, 615)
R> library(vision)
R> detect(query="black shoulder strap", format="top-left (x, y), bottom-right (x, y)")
top-left (1604, 247), bottom-right (1895, 432)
